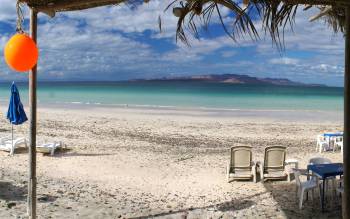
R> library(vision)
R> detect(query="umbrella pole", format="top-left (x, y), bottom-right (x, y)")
top-left (11, 124), bottom-right (13, 155)
top-left (343, 5), bottom-right (350, 219)
top-left (28, 8), bottom-right (37, 219)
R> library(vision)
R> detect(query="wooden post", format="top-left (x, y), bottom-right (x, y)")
top-left (343, 5), bottom-right (350, 219)
top-left (28, 8), bottom-right (37, 219)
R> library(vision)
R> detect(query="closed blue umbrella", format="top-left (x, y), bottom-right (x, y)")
top-left (7, 82), bottom-right (27, 154)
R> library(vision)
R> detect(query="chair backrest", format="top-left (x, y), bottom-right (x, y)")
top-left (263, 145), bottom-right (286, 171)
top-left (317, 134), bottom-right (327, 142)
top-left (335, 136), bottom-right (343, 142)
top-left (309, 157), bottom-right (332, 165)
top-left (229, 146), bottom-right (252, 170)
top-left (293, 169), bottom-right (302, 187)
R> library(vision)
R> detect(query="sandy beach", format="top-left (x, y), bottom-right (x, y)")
top-left (0, 105), bottom-right (344, 218)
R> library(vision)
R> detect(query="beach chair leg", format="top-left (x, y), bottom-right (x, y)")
top-left (10, 145), bottom-right (15, 156)
top-left (299, 188), bottom-right (305, 209)
top-left (332, 179), bottom-right (336, 198)
top-left (259, 163), bottom-right (264, 183)
top-left (319, 184), bottom-right (322, 205)
top-left (50, 147), bottom-right (55, 156)
top-left (251, 165), bottom-right (257, 183)
top-left (226, 164), bottom-right (230, 183)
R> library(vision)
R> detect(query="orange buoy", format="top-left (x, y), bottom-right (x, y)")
top-left (4, 33), bottom-right (39, 72)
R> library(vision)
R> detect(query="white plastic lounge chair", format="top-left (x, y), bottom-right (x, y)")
top-left (316, 134), bottom-right (329, 153)
top-left (226, 145), bottom-right (257, 183)
top-left (0, 137), bottom-right (27, 155)
top-left (293, 169), bottom-right (321, 209)
top-left (36, 141), bottom-right (64, 155)
top-left (259, 145), bottom-right (288, 182)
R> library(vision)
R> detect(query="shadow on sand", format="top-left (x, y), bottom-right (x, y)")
top-left (263, 181), bottom-right (342, 218)
top-left (130, 192), bottom-right (267, 219)
top-left (53, 151), bottom-right (117, 157)
top-left (0, 181), bottom-right (27, 202)
top-left (0, 181), bottom-right (58, 205)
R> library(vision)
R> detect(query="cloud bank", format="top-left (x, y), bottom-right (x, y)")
top-left (0, 1), bottom-right (345, 86)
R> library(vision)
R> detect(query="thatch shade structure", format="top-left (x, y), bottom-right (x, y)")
top-left (15, 0), bottom-right (350, 218)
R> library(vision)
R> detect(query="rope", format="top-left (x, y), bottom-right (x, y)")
top-left (16, 1), bottom-right (25, 33)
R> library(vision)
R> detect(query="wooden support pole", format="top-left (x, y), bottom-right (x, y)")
top-left (343, 5), bottom-right (350, 219)
top-left (28, 8), bottom-right (37, 219)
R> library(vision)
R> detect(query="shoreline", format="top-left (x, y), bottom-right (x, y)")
top-left (34, 102), bottom-right (343, 123)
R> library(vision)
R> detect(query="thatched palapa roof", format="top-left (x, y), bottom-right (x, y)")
top-left (20, 0), bottom-right (125, 12)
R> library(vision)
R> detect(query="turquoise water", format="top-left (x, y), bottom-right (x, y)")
top-left (0, 81), bottom-right (343, 111)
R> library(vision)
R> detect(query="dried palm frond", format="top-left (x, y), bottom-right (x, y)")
top-left (322, 6), bottom-right (346, 33)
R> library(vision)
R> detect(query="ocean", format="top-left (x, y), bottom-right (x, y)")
top-left (0, 81), bottom-right (343, 111)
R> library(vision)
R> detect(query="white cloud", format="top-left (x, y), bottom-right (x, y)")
top-left (221, 50), bottom-right (236, 58)
top-left (269, 57), bottom-right (299, 65)
top-left (0, 0), bottom-right (18, 21)
top-left (0, 2), bottom-right (345, 86)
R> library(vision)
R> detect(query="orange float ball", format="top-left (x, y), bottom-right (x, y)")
top-left (4, 33), bottom-right (39, 72)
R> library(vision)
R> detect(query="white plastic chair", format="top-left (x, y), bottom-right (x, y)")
top-left (333, 136), bottom-right (343, 153)
top-left (316, 135), bottom-right (329, 153)
top-left (309, 157), bottom-right (332, 165)
top-left (0, 137), bottom-right (27, 155)
top-left (294, 169), bottom-right (320, 209)
top-left (36, 141), bottom-right (64, 155)
top-left (336, 178), bottom-right (344, 195)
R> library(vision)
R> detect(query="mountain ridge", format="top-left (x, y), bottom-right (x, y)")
top-left (131, 74), bottom-right (326, 87)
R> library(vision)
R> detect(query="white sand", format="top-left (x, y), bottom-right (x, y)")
top-left (0, 106), bottom-right (343, 218)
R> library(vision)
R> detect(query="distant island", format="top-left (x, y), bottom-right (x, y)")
top-left (131, 74), bottom-right (326, 87)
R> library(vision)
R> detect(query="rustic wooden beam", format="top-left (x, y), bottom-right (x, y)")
top-left (28, 8), bottom-right (38, 219)
top-left (18, 0), bottom-right (350, 13)
top-left (343, 5), bottom-right (350, 219)
top-left (282, 0), bottom-right (349, 6)
top-left (25, 0), bottom-right (125, 12)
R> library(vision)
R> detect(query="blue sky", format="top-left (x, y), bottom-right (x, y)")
top-left (0, 0), bottom-right (345, 86)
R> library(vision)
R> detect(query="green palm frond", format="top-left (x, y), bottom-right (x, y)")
top-left (20, 0), bottom-right (347, 47)
top-left (164, 0), bottom-right (345, 47)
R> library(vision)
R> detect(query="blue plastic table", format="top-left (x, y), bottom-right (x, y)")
top-left (307, 163), bottom-right (343, 212)
top-left (323, 132), bottom-right (343, 138)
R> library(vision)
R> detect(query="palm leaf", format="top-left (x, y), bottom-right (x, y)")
top-left (164, 0), bottom-right (345, 47)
